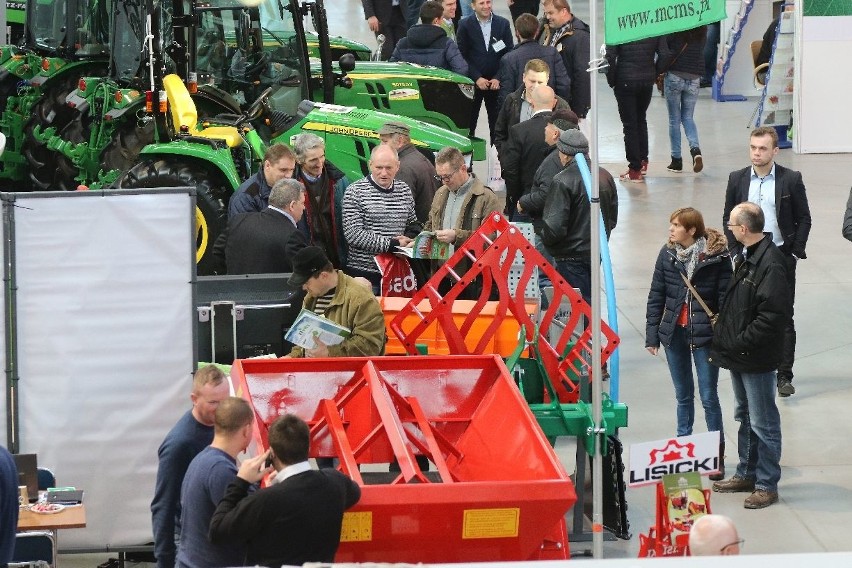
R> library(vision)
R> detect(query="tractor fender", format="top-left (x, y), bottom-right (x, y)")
top-left (138, 141), bottom-right (242, 190)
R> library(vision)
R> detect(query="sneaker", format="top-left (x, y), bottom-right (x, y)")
top-left (712, 475), bottom-right (755, 493)
top-left (666, 157), bottom-right (683, 172)
top-left (619, 168), bottom-right (644, 183)
top-left (777, 378), bottom-right (795, 397)
top-left (690, 147), bottom-right (703, 173)
top-left (744, 489), bottom-right (779, 509)
top-left (640, 159), bottom-right (649, 174)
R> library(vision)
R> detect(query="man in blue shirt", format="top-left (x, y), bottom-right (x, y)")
top-left (151, 366), bottom-right (231, 568)
top-left (175, 397), bottom-right (254, 568)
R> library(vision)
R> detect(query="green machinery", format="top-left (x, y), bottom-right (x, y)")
top-left (35, 0), bottom-right (483, 192)
top-left (0, 0), bottom-right (109, 188)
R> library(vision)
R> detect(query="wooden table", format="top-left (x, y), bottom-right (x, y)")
top-left (17, 504), bottom-right (87, 531)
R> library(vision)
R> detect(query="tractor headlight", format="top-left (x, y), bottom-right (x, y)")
top-left (458, 83), bottom-right (474, 99)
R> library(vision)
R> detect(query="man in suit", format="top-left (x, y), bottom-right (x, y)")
top-left (362, 0), bottom-right (409, 61)
top-left (496, 13), bottom-right (569, 109)
top-left (500, 85), bottom-right (556, 220)
top-left (456, 0), bottom-right (513, 141)
top-left (216, 179), bottom-right (307, 275)
top-left (722, 126), bottom-right (811, 398)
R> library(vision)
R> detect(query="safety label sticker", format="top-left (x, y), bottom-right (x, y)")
top-left (340, 511), bottom-right (372, 542)
top-left (462, 508), bottom-right (520, 539)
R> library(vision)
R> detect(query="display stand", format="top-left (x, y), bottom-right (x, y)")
top-left (753, 8), bottom-right (794, 148)
top-left (638, 473), bottom-right (712, 557)
top-left (713, 0), bottom-right (757, 101)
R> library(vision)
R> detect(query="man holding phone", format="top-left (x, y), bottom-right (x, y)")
top-left (175, 398), bottom-right (254, 568)
top-left (210, 415), bottom-right (361, 566)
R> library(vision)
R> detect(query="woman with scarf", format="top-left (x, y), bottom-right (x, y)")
top-left (646, 207), bottom-right (731, 480)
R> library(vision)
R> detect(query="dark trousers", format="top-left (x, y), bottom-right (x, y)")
top-left (377, 6), bottom-right (408, 60)
top-left (509, 0), bottom-right (539, 22)
top-left (471, 87), bottom-right (501, 143)
top-left (778, 253), bottom-right (797, 383)
top-left (553, 258), bottom-right (592, 305)
top-left (703, 22), bottom-right (721, 83)
top-left (614, 82), bottom-right (653, 171)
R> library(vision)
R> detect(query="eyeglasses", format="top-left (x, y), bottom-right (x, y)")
top-left (434, 172), bottom-right (455, 183)
top-left (720, 539), bottom-right (744, 553)
top-left (726, 223), bottom-right (742, 228)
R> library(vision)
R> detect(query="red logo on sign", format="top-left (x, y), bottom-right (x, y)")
top-left (648, 439), bottom-right (696, 464)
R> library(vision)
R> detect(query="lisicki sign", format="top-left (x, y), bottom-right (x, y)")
top-left (628, 431), bottom-right (721, 487)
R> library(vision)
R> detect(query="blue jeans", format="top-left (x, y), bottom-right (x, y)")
top-left (730, 370), bottom-right (782, 492)
top-left (664, 74), bottom-right (700, 159)
top-left (663, 326), bottom-right (723, 437)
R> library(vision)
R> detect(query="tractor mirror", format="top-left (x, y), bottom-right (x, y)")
top-left (339, 53), bottom-right (356, 73)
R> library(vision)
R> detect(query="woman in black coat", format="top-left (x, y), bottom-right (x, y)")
top-left (645, 207), bottom-right (731, 478)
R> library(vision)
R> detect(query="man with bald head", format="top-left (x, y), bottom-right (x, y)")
top-left (501, 84), bottom-right (557, 220)
top-left (342, 144), bottom-right (422, 293)
top-left (688, 514), bottom-right (742, 556)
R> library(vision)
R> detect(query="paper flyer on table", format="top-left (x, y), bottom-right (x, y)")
top-left (285, 309), bottom-right (350, 349)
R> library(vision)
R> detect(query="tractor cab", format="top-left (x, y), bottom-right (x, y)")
top-left (24, 0), bottom-right (110, 60)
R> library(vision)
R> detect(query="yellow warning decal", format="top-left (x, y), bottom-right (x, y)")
top-left (340, 511), bottom-right (373, 542)
top-left (462, 508), bottom-right (520, 539)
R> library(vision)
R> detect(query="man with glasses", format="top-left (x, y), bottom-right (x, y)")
top-left (421, 146), bottom-right (500, 297)
top-left (722, 126), bottom-right (811, 398)
top-left (710, 202), bottom-right (788, 509)
top-left (688, 514), bottom-right (742, 556)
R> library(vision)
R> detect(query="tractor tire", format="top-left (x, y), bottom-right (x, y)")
top-left (23, 71), bottom-right (98, 191)
top-left (117, 158), bottom-right (232, 275)
top-left (99, 115), bottom-right (157, 179)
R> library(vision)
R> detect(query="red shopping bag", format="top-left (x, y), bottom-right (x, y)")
top-left (374, 253), bottom-right (417, 297)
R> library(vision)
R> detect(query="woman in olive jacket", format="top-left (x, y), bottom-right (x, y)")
top-left (645, 207), bottom-right (731, 478)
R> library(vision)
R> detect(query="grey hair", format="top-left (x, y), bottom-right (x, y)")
top-left (292, 133), bottom-right (325, 162)
top-left (268, 178), bottom-right (304, 209)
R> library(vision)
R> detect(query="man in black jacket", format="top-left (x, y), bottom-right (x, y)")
top-left (390, 0), bottom-right (468, 75)
top-left (493, 58), bottom-right (571, 157)
top-left (214, 179), bottom-right (307, 275)
top-left (540, 129), bottom-right (617, 303)
top-left (539, 0), bottom-right (591, 118)
top-left (210, 414), bottom-right (361, 566)
top-left (722, 126), bottom-right (811, 397)
top-left (710, 202), bottom-right (788, 510)
top-left (501, 85), bottom-right (556, 220)
top-left (496, 13), bottom-right (569, 108)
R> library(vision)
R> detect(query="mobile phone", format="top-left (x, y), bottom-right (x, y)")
top-left (265, 453), bottom-right (274, 468)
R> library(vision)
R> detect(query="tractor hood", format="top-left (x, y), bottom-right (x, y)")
top-left (312, 59), bottom-right (475, 86)
top-left (299, 101), bottom-right (475, 156)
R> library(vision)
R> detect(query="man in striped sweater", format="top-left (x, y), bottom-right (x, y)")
top-left (342, 144), bottom-right (422, 293)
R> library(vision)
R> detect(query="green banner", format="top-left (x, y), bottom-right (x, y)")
top-left (605, 0), bottom-right (727, 45)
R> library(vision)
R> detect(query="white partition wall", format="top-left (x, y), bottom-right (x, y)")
top-left (3, 190), bottom-right (195, 549)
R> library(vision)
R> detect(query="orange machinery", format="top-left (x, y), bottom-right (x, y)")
top-left (231, 354), bottom-right (577, 562)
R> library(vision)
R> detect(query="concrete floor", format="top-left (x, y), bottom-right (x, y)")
top-left (57, 0), bottom-right (852, 564)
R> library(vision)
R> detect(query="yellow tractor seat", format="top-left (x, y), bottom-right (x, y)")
top-left (162, 74), bottom-right (243, 147)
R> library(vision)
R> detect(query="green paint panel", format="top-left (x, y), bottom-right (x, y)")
top-left (803, 0), bottom-right (852, 17)
top-left (605, 0), bottom-right (727, 45)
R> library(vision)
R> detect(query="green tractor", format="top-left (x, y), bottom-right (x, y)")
top-left (0, 0), bottom-right (110, 188)
top-left (4, 0), bottom-right (26, 45)
top-left (39, 0), bottom-right (483, 191)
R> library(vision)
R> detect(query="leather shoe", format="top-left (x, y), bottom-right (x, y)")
top-left (778, 379), bottom-right (795, 397)
top-left (744, 489), bottom-right (779, 509)
top-left (712, 475), bottom-right (755, 493)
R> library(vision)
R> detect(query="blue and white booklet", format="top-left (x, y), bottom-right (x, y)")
top-left (285, 309), bottom-right (351, 350)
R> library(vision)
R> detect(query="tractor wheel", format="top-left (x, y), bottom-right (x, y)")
top-left (23, 72), bottom-right (94, 190)
top-left (99, 115), bottom-right (156, 178)
top-left (117, 158), bottom-right (232, 275)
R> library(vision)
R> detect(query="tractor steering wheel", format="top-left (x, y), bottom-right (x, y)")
top-left (240, 86), bottom-right (274, 124)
